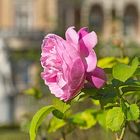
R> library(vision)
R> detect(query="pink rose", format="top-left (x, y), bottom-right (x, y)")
top-left (41, 27), bottom-right (106, 101)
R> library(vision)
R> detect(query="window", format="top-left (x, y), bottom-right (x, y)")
top-left (74, 8), bottom-right (81, 29)
top-left (12, 59), bottom-right (32, 90)
top-left (123, 5), bottom-right (138, 36)
top-left (89, 5), bottom-right (104, 33)
top-left (14, 0), bottom-right (33, 30)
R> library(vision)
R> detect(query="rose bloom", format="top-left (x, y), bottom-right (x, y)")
top-left (41, 27), bottom-right (106, 102)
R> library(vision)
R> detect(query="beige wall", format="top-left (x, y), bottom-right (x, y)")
top-left (30, 0), bottom-right (58, 31)
top-left (0, 0), bottom-right (58, 31)
top-left (33, 0), bottom-right (46, 30)
top-left (0, 0), bottom-right (14, 29)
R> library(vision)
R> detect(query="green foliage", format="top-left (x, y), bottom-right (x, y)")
top-left (97, 85), bottom-right (117, 107)
top-left (106, 107), bottom-right (125, 131)
top-left (30, 99), bottom-right (70, 140)
top-left (113, 57), bottom-right (139, 82)
top-left (68, 110), bottom-right (97, 129)
top-left (29, 106), bottom-right (55, 140)
top-left (98, 57), bottom-right (129, 68)
top-left (29, 57), bottom-right (140, 140)
top-left (52, 98), bottom-right (70, 113)
top-left (52, 109), bottom-right (64, 119)
top-left (96, 111), bottom-right (107, 129)
top-left (135, 68), bottom-right (140, 76)
top-left (48, 117), bottom-right (66, 133)
top-left (121, 85), bottom-right (140, 95)
top-left (126, 104), bottom-right (139, 121)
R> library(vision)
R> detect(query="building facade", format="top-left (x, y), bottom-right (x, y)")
top-left (0, 0), bottom-right (58, 123)
top-left (57, 0), bottom-right (140, 43)
top-left (0, 0), bottom-right (140, 45)
top-left (81, 0), bottom-right (140, 42)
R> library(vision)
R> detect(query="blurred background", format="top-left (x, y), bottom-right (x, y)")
top-left (0, 0), bottom-right (140, 139)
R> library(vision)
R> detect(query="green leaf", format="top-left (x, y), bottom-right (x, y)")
top-left (68, 110), bottom-right (97, 129)
top-left (121, 85), bottom-right (140, 94)
top-left (81, 88), bottom-right (97, 96)
top-left (125, 79), bottom-right (140, 86)
top-left (116, 57), bottom-right (129, 64)
top-left (71, 92), bottom-right (86, 102)
top-left (95, 85), bottom-right (117, 107)
top-left (98, 57), bottom-right (116, 68)
top-left (91, 99), bottom-right (100, 106)
top-left (98, 57), bottom-right (129, 69)
top-left (68, 113), bottom-right (86, 127)
top-left (134, 68), bottom-right (140, 76)
top-left (127, 104), bottom-right (140, 121)
top-left (120, 79), bottom-right (140, 95)
top-left (52, 109), bottom-right (64, 119)
top-left (98, 57), bottom-right (129, 68)
top-left (85, 85), bottom-right (117, 109)
top-left (48, 117), bottom-right (66, 133)
top-left (106, 107), bottom-right (125, 131)
top-left (120, 100), bottom-right (128, 116)
top-left (29, 105), bottom-right (55, 140)
top-left (112, 79), bottom-right (124, 87)
top-left (104, 68), bottom-right (112, 74)
top-left (113, 57), bottom-right (139, 82)
top-left (97, 111), bottom-right (107, 129)
top-left (53, 98), bottom-right (70, 113)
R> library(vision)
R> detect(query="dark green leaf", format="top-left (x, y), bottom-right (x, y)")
top-left (81, 88), bottom-right (97, 96)
top-left (122, 85), bottom-right (140, 94)
top-left (104, 68), bottom-right (112, 74)
top-left (52, 109), bottom-right (64, 119)
top-left (96, 85), bottom-right (117, 107)
top-left (120, 100), bottom-right (128, 117)
top-left (112, 79), bottom-right (124, 87)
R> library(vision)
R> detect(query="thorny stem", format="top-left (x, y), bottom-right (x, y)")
top-left (115, 127), bottom-right (126, 140)
top-left (120, 47), bottom-right (125, 58)
top-left (120, 127), bottom-right (126, 140)
top-left (115, 87), bottom-right (126, 140)
top-left (115, 133), bottom-right (119, 140)
top-left (61, 131), bottom-right (66, 140)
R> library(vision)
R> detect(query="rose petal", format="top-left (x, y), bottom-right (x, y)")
top-left (92, 77), bottom-right (105, 89)
top-left (80, 31), bottom-right (97, 50)
top-left (78, 27), bottom-right (88, 39)
top-left (68, 58), bottom-right (85, 100)
top-left (85, 50), bottom-right (97, 72)
top-left (69, 58), bottom-right (85, 89)
top-left (65, 26), bottom-right (79, 45)
top-left (86, 67), bottom-right (106, 88)
top-left (48, 83), bottom-right (64, 98)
